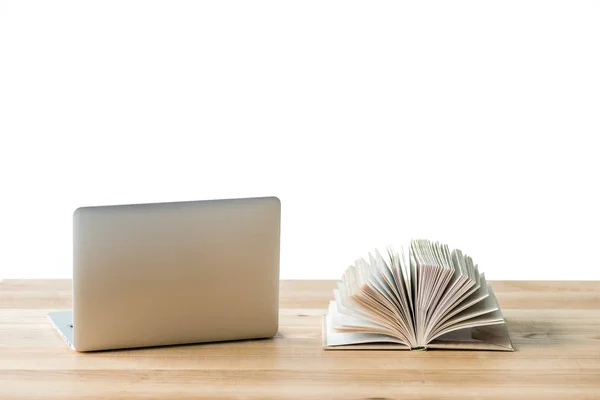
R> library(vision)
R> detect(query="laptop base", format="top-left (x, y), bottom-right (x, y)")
top-left (48, 311), bottom-right (75, 350)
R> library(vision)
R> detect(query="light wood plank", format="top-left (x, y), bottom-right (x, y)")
top-left (1, 279), bottom-right (599, 399)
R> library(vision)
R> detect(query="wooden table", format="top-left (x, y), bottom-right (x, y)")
top-left (1, 280), bottom-right (599, 399)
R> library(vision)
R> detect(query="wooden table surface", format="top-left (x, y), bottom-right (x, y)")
top-left (1, 280), bottom-right (599, 399)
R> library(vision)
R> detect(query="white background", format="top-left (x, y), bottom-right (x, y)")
top-left (1, 1), bottom-right (599, 280)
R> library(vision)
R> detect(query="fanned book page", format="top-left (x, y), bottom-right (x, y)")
top-left (323, 239), bottom-right (514, 351)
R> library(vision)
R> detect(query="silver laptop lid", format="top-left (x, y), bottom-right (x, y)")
top-left (71, 196), bottom-right (280, 351)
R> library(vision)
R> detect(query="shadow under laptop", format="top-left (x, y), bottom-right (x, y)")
top-left (82, 333), bottom-right (284, 355)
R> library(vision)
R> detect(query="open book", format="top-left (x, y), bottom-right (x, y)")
top-left (323, 239), bottom-right (513, 351)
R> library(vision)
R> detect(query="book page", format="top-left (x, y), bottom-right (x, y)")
top-left (334, 289), bottom-right (399, 330)
top-left (429, 269), bottom-right (483, 328)
top-left (430, 249), bottom-right (475, 318)
top-left (427, 288), bottom-right (503, 342)
top-left (324, 312), bottom-right (407, 347)
top-left (372, 250), bottom-right (414, 340)
top-left (425, 274), bottom-right (490, 339)
top-left (343, 253), bottom-right (415, 344)
top-left (369, 253), bottom-right (406, 317)
top-left (429, 322), bottom-right (513, 351)
top-left (424, 242), bottom-right (455, 328)
top-left (329, 301), bottom-right (390, 331)
top-left (427, 308), bottom-right (505, 342)
top-left (326, 301), bottom-right (409, 344)
top-left (338, 264), bottom-right (414, 343)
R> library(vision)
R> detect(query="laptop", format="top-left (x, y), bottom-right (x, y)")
top-left (48, 196), bottom-right (281, 351)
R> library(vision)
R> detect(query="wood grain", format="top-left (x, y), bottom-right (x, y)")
top-left (1, 280), bottom-right (599, 399)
